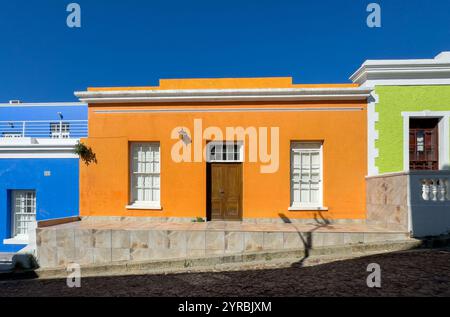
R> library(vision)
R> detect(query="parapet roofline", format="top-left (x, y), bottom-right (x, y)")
top-left (75, 87), bottom-right (372, 104)
top-left (87, 77), bottom-right (359, 91)
top-left (350, 51), bottom-right (450, 86)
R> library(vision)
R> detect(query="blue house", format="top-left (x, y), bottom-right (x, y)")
top-left (0, 101), bottom-right (87, 253)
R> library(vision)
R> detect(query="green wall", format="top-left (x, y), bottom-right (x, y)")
top-left (375, 85), bottom-right (450, 174)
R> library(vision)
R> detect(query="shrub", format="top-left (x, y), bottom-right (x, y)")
top-left (74, 141), bottom-right (97, 166)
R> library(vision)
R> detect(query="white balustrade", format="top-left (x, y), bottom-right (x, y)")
top-left (421, 178), bottom-right (449, 202)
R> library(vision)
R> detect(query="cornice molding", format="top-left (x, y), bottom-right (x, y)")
top-left (75, 87), bottom-right (373, 104)
top-left (350, 52), bottom-right (450, 86)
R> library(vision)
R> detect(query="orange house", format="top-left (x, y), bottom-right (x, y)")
top-left (75, 77), bottom-right (371, 223)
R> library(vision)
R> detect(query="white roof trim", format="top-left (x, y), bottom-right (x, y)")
top-left (74, 87), bottom-right (372, 103)
top-left (0, 138), bottom-right (79, 158)
top-left (350, 52), bottom-right (450, 86)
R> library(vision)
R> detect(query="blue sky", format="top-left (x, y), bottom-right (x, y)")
top-left (0, 0), bottom-right (449, 102)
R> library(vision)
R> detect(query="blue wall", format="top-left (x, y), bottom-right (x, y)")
top-left (0, 158), bottom-right (79, 252)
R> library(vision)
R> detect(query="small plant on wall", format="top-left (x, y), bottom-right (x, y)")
top-left (74, 141), bottom-right (97, 166)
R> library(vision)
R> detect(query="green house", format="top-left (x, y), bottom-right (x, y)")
top-left (351, 52), bottom-right (450, 237)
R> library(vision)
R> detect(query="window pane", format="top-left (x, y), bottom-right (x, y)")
top-left (154, 162), bottom-right (160, 173)
top-left (301, 189), bottom-right (310, 203)
top-left (310, 189), bottom-right (320, 204)
top-left (137, 188), bottom-right (144, 201)
top-left (293, 188), bottom-right (300, 203)
top-left (144, 189), bottom-right (151, 201)
top-left (293, 153), bottom-right (301, 168)
top-left (146, 150), bottom-right (152, 162)
top-left (311, 152), bottom-right (320, 166)
top-left (207, 142), bottom-right (242, 162)
top-left (301, 153), bottom-right (310, 167)
top-left (311, 172), bottom-right (320, 182)
top-left (153, 176), bottom-right (160, 188)
top-left (152, 189), bottom-right (160, 201)
top-left (137, 176), bottom-right (144, 187)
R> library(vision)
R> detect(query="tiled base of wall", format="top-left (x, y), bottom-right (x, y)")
top-left (36, 225), bottom-right (409, 268)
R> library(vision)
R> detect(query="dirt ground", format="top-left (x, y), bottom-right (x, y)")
top-left (0, 248), bottom-right (449, 297)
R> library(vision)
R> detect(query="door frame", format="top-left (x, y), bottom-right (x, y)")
top-left (206, 162), bottom-right (243, 221)
top-left (402, 111), bottom-right (450, 171)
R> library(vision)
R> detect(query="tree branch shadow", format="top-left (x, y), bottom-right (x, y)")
top-left (278, 212), bottom-right (332, 267)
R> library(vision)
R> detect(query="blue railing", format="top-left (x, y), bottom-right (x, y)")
top-left (0, 120), bottom-right (88, 139)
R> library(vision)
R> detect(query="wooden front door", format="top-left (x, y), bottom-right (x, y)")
top-left (409, 118), bottom-right (439, 171)
top-left (208, 163), bottom-right (243, 221)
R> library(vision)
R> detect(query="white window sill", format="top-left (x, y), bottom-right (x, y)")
top-left (126, 203), bottom-right (162, 210)
top-left (288, 206), bottom-right (329, 211)
top-left (3, 237), bottom-right (29, 245)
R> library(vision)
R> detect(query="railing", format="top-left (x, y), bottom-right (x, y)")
top-left (0, 120), bottom-right (88, 139)
top-left (420, 177), bottom-right (450, 202)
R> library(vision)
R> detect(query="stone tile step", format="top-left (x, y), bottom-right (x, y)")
top-left (35, 238), bottom-right (423, 279)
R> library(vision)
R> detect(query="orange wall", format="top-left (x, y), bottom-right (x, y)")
top-left (80, 96), bottom-right (367, 220)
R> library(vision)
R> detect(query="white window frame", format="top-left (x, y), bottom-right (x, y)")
top-left (50, 122), bottom-right (70, 139)
top-left (12, 190), bottom-right (36, 239)
top-left (206, 141), bottom-right (244, 163)
top-left (289, 142), bottom-right (327, 211)
top-left (127, 142), bottom-right (162, 210)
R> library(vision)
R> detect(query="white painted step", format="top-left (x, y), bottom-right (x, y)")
top-left (0, 253), bottom-right (15, 272)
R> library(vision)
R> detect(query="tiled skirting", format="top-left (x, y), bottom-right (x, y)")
top-left (36, 221), bottom-right (409, 268)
